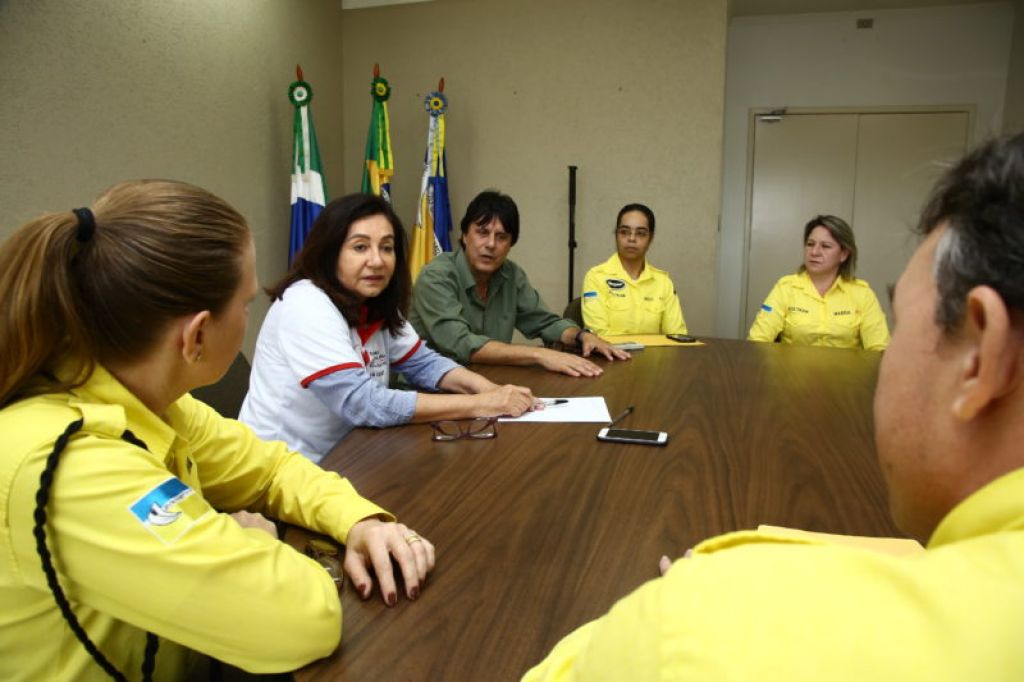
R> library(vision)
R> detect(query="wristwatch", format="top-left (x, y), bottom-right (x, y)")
top-left (574, 328), bottom-right (591, 346)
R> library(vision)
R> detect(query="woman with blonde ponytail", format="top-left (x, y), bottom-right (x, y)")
top-left (0, 180), bottom-right (434, 681)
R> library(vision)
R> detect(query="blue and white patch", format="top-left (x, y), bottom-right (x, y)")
top-left (582, 291), bottom-right (598, 302)
top-left (605, 278), bottom-right (626, 290)
top-left (128, 477), bottom-right (209, 544)
top-left (760, 304), bottom-right (773, 313)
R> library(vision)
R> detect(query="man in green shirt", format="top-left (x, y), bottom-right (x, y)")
top-left (410, 190), bottom-right (629, 377)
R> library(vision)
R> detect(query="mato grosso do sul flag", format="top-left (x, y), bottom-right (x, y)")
top-left (409, 79), bottom-right (453, 281)
top-left (362, 64), bottom-right (394, 202)
top-left (288, 65), bottom-right (328, 263)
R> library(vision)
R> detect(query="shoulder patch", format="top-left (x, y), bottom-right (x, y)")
top-left (128, 477), bottom-right (209, 545)
top-left (605, 278), bottom-right (626, 290)
top-left (582, 291), bottom-right (598, 300)
top-left (760, 304), bottom-right (773, 313)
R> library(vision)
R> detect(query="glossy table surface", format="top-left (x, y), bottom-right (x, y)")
top-left (294, 338), bottom-right (901, 681)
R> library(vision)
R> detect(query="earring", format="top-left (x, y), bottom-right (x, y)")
top-left (196, 352), bottom-right (203, 362)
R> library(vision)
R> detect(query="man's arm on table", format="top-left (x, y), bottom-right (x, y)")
top-left (470, 339), bottom-right (605, 377)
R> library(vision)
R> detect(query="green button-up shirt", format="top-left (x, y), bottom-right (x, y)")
top-left (409, 250), bottom-right (575, 364)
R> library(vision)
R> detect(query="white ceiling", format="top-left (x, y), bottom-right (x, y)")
top-left (731, 0), bottom-right (1007, 17)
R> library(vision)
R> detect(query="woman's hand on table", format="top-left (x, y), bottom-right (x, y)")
top-left (477, 384), bottom-right (535, 417)
top-left (344, 519), bottom-right (435, 606)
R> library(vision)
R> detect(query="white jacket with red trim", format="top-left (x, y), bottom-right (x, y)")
top-left (240, 280), bottom-right (458, 461)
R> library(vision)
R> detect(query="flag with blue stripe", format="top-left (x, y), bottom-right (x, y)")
top-left (288, 67), bottom-right (327, 264)
top-left (410, 85), bottom-right (453, 281)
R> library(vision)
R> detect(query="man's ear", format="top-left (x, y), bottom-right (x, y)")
top-left (180, 311), bottom-right (212, 364)
top-left (951, 286), bottom-right (1017, 420)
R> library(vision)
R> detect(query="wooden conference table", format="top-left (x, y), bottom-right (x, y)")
top-left (293, 338), bottom-right (903, 681)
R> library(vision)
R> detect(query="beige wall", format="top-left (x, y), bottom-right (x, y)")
top-left (1006, 0), bottom-right (1024, 133)
top-left (341, 0), bottom-right (727, 334)
top-left (0, 0), bottom-right (346, 355)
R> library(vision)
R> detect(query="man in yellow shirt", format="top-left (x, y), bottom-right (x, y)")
top-left (525, 134), bottom-right (1024, 680)
top-left (581, 203), bottom-right (687, 337)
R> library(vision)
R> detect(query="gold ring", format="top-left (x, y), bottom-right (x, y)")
top-left (404, 533), bottom-right (422, 545)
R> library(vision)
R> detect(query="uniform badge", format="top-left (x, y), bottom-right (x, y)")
top-left (605, 278), bottom-right (626, 290)
top-left (128, 477), bottom-right (209, 545)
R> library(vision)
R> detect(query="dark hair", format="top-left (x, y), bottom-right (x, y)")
top-left (0, 179), bottom-right (250, 407)
top-left (268, 193), bottom-right (410, 335)
top-left (800, 214), bottom-right (858, 280)
top-left (917, 132), bottom-right (1024, 332)
top-left (615, 203), bottom-right (656, 236)
top-left (459, 190), bottom-right (519, 246)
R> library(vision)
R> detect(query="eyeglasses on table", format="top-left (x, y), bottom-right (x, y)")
top-left (430, 417), bottom-right (499, 441)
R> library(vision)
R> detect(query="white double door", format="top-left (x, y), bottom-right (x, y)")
top-left (744, 111), bottom-right (970, 333)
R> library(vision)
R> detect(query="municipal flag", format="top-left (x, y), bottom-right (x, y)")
top-left (362, 64), bottom-right (394, 202)
top-left (288, 66), bottom-right (327, 263)
top-left (410, 83), bottom-right (453, 280)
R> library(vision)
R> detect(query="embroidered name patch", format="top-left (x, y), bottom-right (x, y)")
top-left (605, 278), bottom-right (626, 290)
top-left (128, 477), bottom-right (209, 545)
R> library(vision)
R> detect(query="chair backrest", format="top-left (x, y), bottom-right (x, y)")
top-left (562, 296), bottom-right (584, 328)
top-left (191, 353), bottom-right (252, 419)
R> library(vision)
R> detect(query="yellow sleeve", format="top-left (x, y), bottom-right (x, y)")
top-left (11, 430), bottom-right (347, 674)
top-left (747, 279), bottom-right (788, 343)
top-left (857, 286), bottom-right (891, 351)
top-left (523, 576), bottom-right (668, 682)
top-left (177, 394), bottom-right (392, 544)
top-left (581, 267), bottom-right (612, 337)
top-left (660, 284), bottom-right (688, 335)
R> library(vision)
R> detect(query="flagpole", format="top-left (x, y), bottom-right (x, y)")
top-left (567, 165), bottom-right (578, 305)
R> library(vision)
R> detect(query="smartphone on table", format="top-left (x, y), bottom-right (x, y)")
top-left (597, 427), bottom-right (669, 446)
top-left (666, 334), bottom-right (697, 343)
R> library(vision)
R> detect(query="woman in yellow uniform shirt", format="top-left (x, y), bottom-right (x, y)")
top-left (748, 215), bottom-right (889, 351)
top-left (0, 180), bottom-right (434, 680)
top-left (581, 203), bottom-right (687, 336)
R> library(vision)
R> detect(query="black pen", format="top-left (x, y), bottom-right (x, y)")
top-left (607, 405), bottom-right (635, 427)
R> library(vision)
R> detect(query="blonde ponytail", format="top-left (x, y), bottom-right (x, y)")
top-left (0, 212), bottom-right (93, 405)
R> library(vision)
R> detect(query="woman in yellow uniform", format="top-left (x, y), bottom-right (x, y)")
top-left (0, 180), bottom-right (434, 680)
top-left (581, 203), bottom-right (687, 337)
top-left (748, 215), bottom-right (889, 351)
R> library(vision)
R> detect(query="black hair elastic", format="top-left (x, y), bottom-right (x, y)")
top-left (71, 208), bottom-right (96, 243)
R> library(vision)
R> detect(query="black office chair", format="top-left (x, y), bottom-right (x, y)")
top-left (545, 297), bottom-right (585, 350)
top-left (191, 352), bottom-right (252, 419)
top-left (562, 296), bottom-right (584, 328)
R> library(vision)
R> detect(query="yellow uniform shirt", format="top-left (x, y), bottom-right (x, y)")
top-left (581, 254), bottom-right (687, 337)
top-left (524, 466), bottom-right (1024, 681)
top-left (748, 271), bottom-right (890, 351)
top-left (0, 365), bottom-right (390, 681)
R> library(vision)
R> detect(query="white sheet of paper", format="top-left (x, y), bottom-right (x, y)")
top-left (498, 397), bottom-right (611, 423)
